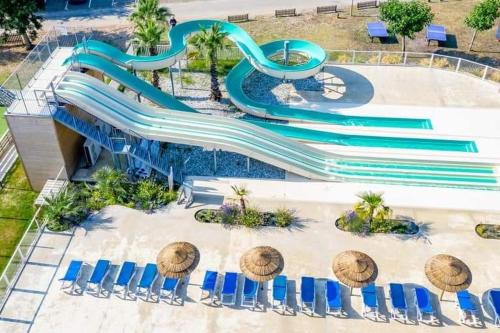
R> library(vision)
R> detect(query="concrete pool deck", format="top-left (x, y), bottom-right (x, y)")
top-left (12, 191), bottom-right (500, 332)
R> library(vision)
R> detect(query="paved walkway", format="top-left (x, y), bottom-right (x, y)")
top-left (0, 229), bottom-right (74, 333)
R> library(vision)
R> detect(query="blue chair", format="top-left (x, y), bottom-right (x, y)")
top-left (136, 263), bottom-right (158, 301)
top-left (325, 280), bottom-right (342, 315)
top-left (389, 283), bottom-right (408, 321)
top-left (200, 270), bottom-right (218, 303)
top-left (456, 290), bottom-right (478, 325)
top-left (59, 260), bottom-right (83, 293)
top-left (86, 259), bottom-right (111, 295)
top-left (113, 261), bottom-right (136, 299)
top-left (414, 287), bottom-right (436, 323)
top-left (160, 277), bottom-right (180, 304)
top-left (272, 275), bottom-right (287, 314)
top-left (488, 289), bottom-right (500, 327)
top-left (361, 283), bottom-right (379, 320)
top-left (241, 277), bottom-right (258, 309)
top-left (220, 272), bottom-right (238, 306)
top-left (300, 276), bottom-right (315, 314)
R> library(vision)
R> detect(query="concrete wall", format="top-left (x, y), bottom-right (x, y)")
top-left (6, 113), bottom-right (84, 191)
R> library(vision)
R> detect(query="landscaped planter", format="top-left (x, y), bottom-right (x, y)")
top-left (475, 224), bottom-right (500, 239)
top-left (194, 208), bottom-right (290, 228)
top-left (335, 217), bottom-right (419, 235)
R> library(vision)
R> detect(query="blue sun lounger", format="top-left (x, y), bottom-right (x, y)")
top-left (300, 276), bottom-right (316, 314)
top-left (389, 283), bottom-right (408, 321)
top-left (325, 280), bottom-right (343, 315)
top-left (160, 277), bottom-right (180, 304)
top-left (220, 272), bottom-right (238, 306)
top-left (272, 275), bottom-right (287, 314)
top-left (136, 263), bottom-right (158, 301)
top-left (367, 22), bottom-right (389, 42)
top-left (86, 259), bottom-right (111, 295)
top-left (414, 287), bottom-right (436, 323)
top-left (489, 289), bottom-right (500, 327)
top-left (113, 261), bottom-right (136, 299)
top-left (496, 26), bottom-right (500, 41)
top-left (456, 290), bottom-right (478, 325)
top-left (241, 277), bottom-right (258, 309)
top-left (59, 260), bottom-right (83, 293)
top-left (200, 270), bottom-right (218, 303)
top-left (426, 24), bottom-right (447, 45)
top-left (361, 283), bottom-right (379, 320)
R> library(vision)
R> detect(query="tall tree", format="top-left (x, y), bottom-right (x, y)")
top-left (191, 23), bottom-right (228, 101)
top-left (0, 0), bottom-right (42, 50)
top-left (130, 0), bottom-right (171, 26)
top-left (134, 18), bottom-right (165, 88)
top-left (380, 0), bottom-right (434, 52)
top-left (465, 0), bottom-right (500, 51)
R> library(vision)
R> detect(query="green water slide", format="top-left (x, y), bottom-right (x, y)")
top-left (55, 72), bottom-right (498, 189)
top-left (74, 19), bottom-right (433, 129)
top-left (65, 53), bottom-right (477, 152)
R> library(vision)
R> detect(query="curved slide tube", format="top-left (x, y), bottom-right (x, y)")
top-left (74, 20), bottom-right (432, 129)
top-left (54, 72), bottom-right (498, 189)
top-left (66, 54), bottom-right (476, 152)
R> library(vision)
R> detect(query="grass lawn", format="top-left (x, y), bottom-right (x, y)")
top-left (0, 107), bottom-right (6, 135)
top-left (240, 0), bottom-right (500, 66)
top-left (0, 161), bottom-right (38, 274)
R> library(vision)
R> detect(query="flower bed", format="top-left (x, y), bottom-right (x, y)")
top-left (475, 224), bottom-right (500, 239)
top-left (335, 210), bottom-right (419, 235)
top-left (195, 205), bottom-right (293, 228)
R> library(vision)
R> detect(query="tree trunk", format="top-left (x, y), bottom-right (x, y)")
top-left (401, 36), bottom-right (406, 52)
top-left (209, 52), bottom-right (222, 101)
top-left (468, 30), bottom-right (477, 52)
top-left (21, 32), bottom-right (33, 50)
top-left (240, 198), bottom-right (246, 213)
top-left (150, 46), bottom-right (161, 89)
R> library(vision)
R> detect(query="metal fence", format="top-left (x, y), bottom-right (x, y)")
top-left (326, 50), bottom-right (500, 85)
top-left (0, 166), bottom-right (66, 311)
top-left (1, 26), bottom-right (93, 114)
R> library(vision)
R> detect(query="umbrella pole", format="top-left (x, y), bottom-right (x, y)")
top-left (440, 289), bottom-right (444, 301)
top-left (350, 287), bottom-right (353, 296)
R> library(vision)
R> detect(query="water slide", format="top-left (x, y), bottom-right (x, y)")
top-left (66, 53), bottom-right (477, 152)
top-left (55, 72), bottom-right (498, 189)
top-left (59, 19), bottom-right (499, 188)
top-left (74, 20), bottom-right (434, 129)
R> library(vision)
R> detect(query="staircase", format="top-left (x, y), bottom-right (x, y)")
top-left (53, 108), bottom-right (170, 176)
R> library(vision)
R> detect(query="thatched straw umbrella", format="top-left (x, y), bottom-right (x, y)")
top-left (332, 250), bottom-right (378, 294)
top-left (240, 246), bottom-right (284, 284)
top-left (425, 254), bottom-right (472, 300)
top-left (156, 242), bottom-right (200, 279)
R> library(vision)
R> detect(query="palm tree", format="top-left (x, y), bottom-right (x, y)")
top-left (134, 18), bottom-right (165, 88)
top-left (93, 166), bottom-right (129, 205)
top-left (231, 185), bottom-right (250, 213)
top-left (130, 0), bottom-right (171, 26)
top-left (355, 191), bottom-right (392, 232)
top-left (44, 186), bottom-right (83, 229)
top-left (191, 23), bottom-right (228, 101)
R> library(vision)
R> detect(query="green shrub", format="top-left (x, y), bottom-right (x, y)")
top-left (274, 208), bottom-right (294, 227)
top-left (133, 179), bottom-right (174, 210)
top-left (337, 210), bottom-right (364, 233)
top-left (237, 208), bottom-right (264, 228)
top-left (195, 209), bottom-right (222, 223)
top-left (44, 184), bottom-right (87, 232)
top-left (181, 74), bottom-right (195, 85)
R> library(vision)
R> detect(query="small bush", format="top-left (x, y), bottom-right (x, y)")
top-left (334, 54), bottom-right (352, 64)
top-left (181, 74), bottom-right (195, 85)
top-left (195, 209), bottom-right (222, 223)
top-left (133, 179), bottom-right (174, 211)
top-left (44, 184), bottom-right (87, 232)
top-left (220, 204), bottom-right (240, 225)
top-left (237, 208), bottom-right (264, 228)
top-left (274, 208), bottom-right (294, 227)
top-left (432, 57), bottom-right (450, 68)
top-left (337, 210), bottom-right (365, 233)
top-left (380, 54), bottom-right (402, 65)
top-left (488, 70), bottom-right (500, 82)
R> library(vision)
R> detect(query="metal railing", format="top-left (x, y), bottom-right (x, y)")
top-left (326, 49), bottom-right (500, 85)
top-left (0, 165), bottom-right (65, 310)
